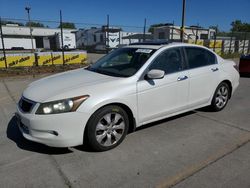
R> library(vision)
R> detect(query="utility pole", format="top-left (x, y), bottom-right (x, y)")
top-left (0, 17), bottom-right (7, 69)
top-left (143, 18), bottom-right (147, 42)
top-left (195, 25), bottom-right (198, 44)
top-left (60, 10), bottom-right (65, 65)
top-left (180, 0), bottom-right (186, 42)
top-left (171, 20), bottom-right (175, 40)
top-left (25, 7), bottom-right (34, 52)
top-left (213, 25), bottom-right (218, 52)
top-left (106, 14), bottom-right (109, 53)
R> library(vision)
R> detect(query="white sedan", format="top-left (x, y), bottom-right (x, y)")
top-left (16, 42), bottom-right (239, 151)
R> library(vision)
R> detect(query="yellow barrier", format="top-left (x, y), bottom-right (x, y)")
top-left (188, 40), bottom-right (204, 46)
top-left (214, 48), bottom-right (222, 55)
top-left (0, 51), bottom-right (87, 68)
top-left (51, 52), bottom-right (63, 65)
top-left (38, 51), bottom-right (87, 66)
top-left (0, 56), bottom-right (6, 68)
top-left (196, 40), bottom-right (204, 46)
top-left (0, 53), bottom-right (35, 68)
top-left (209, 40), bottom-right (222, 48)
top-left (37, 52), bottom-right (53, 66)
top-left (187, 40), bottom-right (222, 55)
top-left (64, 52), bottom-right (87, 64)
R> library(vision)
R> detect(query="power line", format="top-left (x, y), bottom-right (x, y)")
top-left (1, 17), bottom-right (148, 29)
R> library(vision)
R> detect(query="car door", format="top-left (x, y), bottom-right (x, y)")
top-left (184, 47), bottom-right (220, 108)
top-left (137, 47), bottom-right (190, 124)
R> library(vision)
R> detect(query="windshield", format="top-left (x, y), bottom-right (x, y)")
top-left (86, 47), bottom-right (156, 77)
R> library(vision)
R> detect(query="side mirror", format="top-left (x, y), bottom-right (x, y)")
top-left (146, 69), bottom-right (165, 79)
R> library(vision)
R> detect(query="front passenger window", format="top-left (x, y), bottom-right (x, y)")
top-left (149, 48), bottom-right (183, 74)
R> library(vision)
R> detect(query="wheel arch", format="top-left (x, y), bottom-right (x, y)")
top-left (221, 80), bottom-right (232, 99)
top-left (105, 102), bottom-right (136, 133)
top-left (84, 102), bottom-right (136, 143)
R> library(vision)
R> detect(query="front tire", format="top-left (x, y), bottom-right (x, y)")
top-left (86, 105), bottom-right (129, 151)
top-left (210, 82), bottom-right (230, 112)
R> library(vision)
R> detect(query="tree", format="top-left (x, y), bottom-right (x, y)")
top-left (25, 22), bottom-right (45, 27)
top-left (231, 20), bottom-right (250, 32)
top-left (1, 21), bottom-right (24, 26)
top-left (209, 25), bottom-right (230, 37)
top-left (209, 25), bottom-right (219, 32)
top-left (58, 22), bottom-right (76, 29)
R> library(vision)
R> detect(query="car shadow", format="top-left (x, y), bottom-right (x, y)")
top-left (74, 144), bottom-right (96, 153)
top-left (135, 111), bottom-right (196, 132)
top-left (195, 106), bottom-right (215, 112)
top-left (8, 111), bottom-right (198, 154)
top-left (240, 73), bottom-right (250, 78)
top-left (7, 116), bottom-right (73, 155)
top-left (75, 111), bottom-right (197, 152)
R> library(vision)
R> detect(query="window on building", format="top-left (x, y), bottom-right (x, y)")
top-left (100, 35), bottom-right (104, 42)
top-left (159, 32), bottom-right (166, 39)
top-left (200, 34), bottom-right (208, 39)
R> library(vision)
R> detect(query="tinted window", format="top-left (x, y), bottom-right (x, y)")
top-left (149, 48), bottom-right (183, 74)
top-left (87, 48), bottom-right (155, 77)
top-left (185, 47), bottom-right (216, 69)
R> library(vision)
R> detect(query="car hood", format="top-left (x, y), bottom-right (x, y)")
top-left (23, 68), bottom-right (116, 102)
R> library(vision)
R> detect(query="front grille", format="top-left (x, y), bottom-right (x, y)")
top-left (19, 97), bottom-right (36, 113)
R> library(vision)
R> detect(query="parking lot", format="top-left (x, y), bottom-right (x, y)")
top-left (0, 71), bottom-right (250, 187)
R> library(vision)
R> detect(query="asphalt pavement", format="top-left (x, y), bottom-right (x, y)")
top-left (0, 73), bottom-right (249, 188)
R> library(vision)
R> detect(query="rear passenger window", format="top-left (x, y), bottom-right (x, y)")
top-left (185, 47), bottom-right (216, 69)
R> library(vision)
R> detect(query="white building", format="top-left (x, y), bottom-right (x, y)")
top-left (76, 26), bottom-right (149, 51)
top-left (153, 25), bottom-right (216, 41)
top-left (0, 24), bottom-right (76, 50)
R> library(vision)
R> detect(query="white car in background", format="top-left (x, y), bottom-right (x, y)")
top-left (16, 42), bottom-right (239, 151)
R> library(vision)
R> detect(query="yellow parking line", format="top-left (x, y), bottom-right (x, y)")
top-left (156, 133), bottom-right (250, 188)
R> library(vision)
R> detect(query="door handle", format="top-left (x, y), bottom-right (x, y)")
top-left (211, 67), bottom-right (219, 72)
top-left (177, 75), bottom-right (188, 81)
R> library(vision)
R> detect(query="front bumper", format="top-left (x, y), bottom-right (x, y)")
top-left (16, 104), bottom-right (90, 147)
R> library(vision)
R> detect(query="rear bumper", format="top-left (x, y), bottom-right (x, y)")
top-left (16, 106), bottom-right (90, 147)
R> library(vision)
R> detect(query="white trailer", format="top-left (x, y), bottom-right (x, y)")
top-left (0, 37), bottom-right (36, 50)
top-left (106, 32), bottom-right (120, 48)
top-left (55, 32), bottom-right (76, 50)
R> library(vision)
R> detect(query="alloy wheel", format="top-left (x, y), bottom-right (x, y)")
top-left (215, 85), bottom-right (229, 109)
top-left (95, 112), bottom-right (125, 147)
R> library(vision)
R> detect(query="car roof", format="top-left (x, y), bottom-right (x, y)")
top-left (124, 42), bottom-right (205, 50)
top-left (124, 45), bottom-right (163, 50)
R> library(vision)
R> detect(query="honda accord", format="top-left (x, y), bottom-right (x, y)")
top-left (16, 42), bottom-right (239, 151)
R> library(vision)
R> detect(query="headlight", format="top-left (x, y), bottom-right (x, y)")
top-left (36, 95), bottom-right (89, 115)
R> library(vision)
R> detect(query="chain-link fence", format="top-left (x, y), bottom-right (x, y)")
top-left (185, 29), bottom-right (250, 56)
top-left (153, 26), bottom-right (250, 55)
top-left (0, 17), bottom-right (250, 69)
top-left (0, 17), bottom-right (149, 69)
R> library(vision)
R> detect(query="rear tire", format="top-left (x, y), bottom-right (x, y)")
top-left (210, 82), bottom-right (230, 112)
top-left (86, 105), bottom-right (129, 151)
